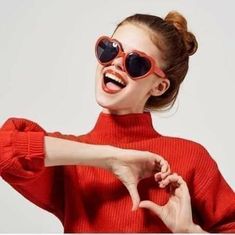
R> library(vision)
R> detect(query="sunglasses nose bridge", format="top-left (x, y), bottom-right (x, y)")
top-left (111, 51), bottom-right (125, 71)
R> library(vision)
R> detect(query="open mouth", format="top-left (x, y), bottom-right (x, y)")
top-left (102, 71), bottom-right (127, 93)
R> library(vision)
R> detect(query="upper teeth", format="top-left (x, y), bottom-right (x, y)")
top-left (105, 73), bottom-right (125, 86)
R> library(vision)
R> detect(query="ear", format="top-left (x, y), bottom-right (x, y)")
top-left (150, 78), bottom-right (170, 97)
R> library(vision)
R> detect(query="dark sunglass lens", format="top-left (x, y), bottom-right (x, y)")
top-left (125, 53), bottom-right (151, 78)
top-left (96, 38), bottom-right (119, 63)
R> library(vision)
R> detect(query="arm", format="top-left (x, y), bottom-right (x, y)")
top-left (44, 135), bottom-right (171, 210)
top-left (0, 117), bottom-right (170, 212)
top-left (44, 135), bottom-right (123, 168)
top-left (0, 117), bottom-right (65, 222)
top-left (191, 146), bottom-right (235, 232)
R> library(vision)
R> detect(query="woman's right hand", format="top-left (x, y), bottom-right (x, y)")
top-left (106, 148), bottom-right (171, 211)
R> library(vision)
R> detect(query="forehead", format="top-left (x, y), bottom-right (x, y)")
top-left (112, 24), bottom-right (161, 59)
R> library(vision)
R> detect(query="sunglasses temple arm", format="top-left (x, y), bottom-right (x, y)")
top-left (154, 67), bottom-right (166, 78)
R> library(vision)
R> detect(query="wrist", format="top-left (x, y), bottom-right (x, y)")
top-left (185, 223), bottom-right (206, 233)
top-left (104, 145), bottom-right (123, 170)
top-left (82, 144), bottom-right (119, 169)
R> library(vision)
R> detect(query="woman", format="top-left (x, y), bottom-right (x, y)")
top-left (0, 11), bottom-right (234, 233)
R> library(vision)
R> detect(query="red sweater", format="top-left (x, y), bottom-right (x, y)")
top-left (0, 112), bottom-right (235, 232)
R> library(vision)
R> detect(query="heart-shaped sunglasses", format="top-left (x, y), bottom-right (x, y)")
top-left (95, 36), bottom-right (166, 79)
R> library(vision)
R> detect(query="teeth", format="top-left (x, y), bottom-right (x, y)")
top-left (105, 73), bottom-right (126, 86)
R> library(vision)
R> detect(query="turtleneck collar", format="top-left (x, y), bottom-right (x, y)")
top-left (86, 111), bottom-right (161, 144)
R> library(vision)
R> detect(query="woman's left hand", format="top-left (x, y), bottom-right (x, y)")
top-left (139, 173), bottom-right (206, 233)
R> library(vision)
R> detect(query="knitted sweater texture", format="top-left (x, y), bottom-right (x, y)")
top-left (0, 112), bottom-right (234, 232)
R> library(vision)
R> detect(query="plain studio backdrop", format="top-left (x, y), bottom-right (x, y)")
top-left (0, 0), bottom-right (234, 233)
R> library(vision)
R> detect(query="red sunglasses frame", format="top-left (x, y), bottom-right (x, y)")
top-left (95, 35), bottom-right (166, 79)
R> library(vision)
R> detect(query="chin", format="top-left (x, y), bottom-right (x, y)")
top-left (95, 82), bottom-right (120, 109)
top-left (95, 95), bottom-right (120, 110)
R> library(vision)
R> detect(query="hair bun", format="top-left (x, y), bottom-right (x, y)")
top-left (164, 11), bottom-right (198, 56)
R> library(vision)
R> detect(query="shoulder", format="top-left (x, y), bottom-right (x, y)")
top-left (158, 134), bottom-right (206, 152)
top-left (157, 134), bottom-right (218, 168)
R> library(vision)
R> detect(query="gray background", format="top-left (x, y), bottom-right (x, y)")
top-left (0, 0), bottom-right (234, 233)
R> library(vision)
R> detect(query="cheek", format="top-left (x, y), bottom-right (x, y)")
top-left (95, 64), bottom-right (103, 78)
top-left (95, 65), bottom-right (99, 76)
top-left (127, 78), bottom-right (156, 101)
top-left (124, 80), bottom-right (152, 102)
top-left (133, 77), bottom-right (155, 93)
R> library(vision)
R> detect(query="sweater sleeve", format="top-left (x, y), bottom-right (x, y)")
top-left (0, 117), bottom-right (65, 223)
top-left (191, 145), bottom-right (235, 232)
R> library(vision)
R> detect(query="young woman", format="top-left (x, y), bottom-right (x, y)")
top-left (0, 11), bottom-right (234, 233)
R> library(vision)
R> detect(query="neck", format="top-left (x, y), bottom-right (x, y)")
top-left (101, 106), bottom-right (149, 115)
top-left (85, 110), bottom-right (161, 145)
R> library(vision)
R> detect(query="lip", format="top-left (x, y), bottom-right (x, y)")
top-left (104, 69), bottom-right (127, 85)
top-left (101, 69), bottom-right (127, 94)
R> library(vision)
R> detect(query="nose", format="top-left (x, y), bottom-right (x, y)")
top-left (111, 56), bottom-right (124, 71)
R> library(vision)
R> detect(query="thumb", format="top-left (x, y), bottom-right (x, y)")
top-left (139, 200), bottom-right (163, 217)
top-left (124, 183), bottom-right (140, 211)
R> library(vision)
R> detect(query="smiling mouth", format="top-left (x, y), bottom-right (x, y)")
top-left (102, 70), bottom-right (127, 94)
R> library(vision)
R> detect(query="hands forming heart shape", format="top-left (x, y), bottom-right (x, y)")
top-left (107, 149), bottom-right (205, 233)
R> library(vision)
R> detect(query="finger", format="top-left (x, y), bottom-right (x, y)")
top-left (160, 170), bottom-right (171, 180)
top-left (124, 183), bottom-right (140, 211)
top-left (159, 158), bottom-right (168, 173)
top-left (159, 173), bottom-right (186, 189)
top-left (159, 173), bottom-right (183, 187)
top-left (154, 163), bottom-right (171, 182)
top-left (154, 171), bottom-right (170, 182)
top-left (139, 200), bottom-right (163, 218)
top-left (165, 163), bottom-right (171, 175)
top-left (153, 157), bottom-right (168, 174)
top-left (154, 172), bottom-right (162, 182)
top-left (156, 165), bottom-right (171, 180)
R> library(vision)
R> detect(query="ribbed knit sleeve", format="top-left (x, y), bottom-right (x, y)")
top-left (0, 118), bottom-right (45, 181)
top-left (192, 146), bottom-right (235, 232)
top-left (0, 117), bottom-right (65, 223)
